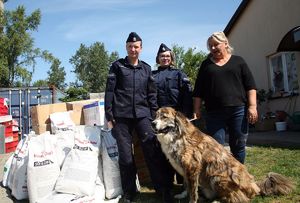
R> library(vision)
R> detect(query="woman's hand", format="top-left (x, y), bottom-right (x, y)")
top-left (248, 105), bottom-right (258, 124)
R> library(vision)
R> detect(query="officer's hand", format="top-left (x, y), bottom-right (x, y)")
top-left (151, 110), bottom-right (157, 120)
top-left (194, 112), bottom-right (201, 119)
top-left (107, 120), bottom-right (114, 129)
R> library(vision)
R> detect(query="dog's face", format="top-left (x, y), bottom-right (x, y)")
top-left (152, 107), bottom-right (177, 134)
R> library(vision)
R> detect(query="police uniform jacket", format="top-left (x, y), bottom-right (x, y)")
top-left (105, 57), bottom-right (158, 122)
top-left (152, 66), bottom-right (193, 118)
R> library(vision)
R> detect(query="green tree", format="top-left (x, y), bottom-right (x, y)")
top-left (59, 86), bottom-right (88, 102)
top-left (47, 59), bottom-right (66, 90)
top-left (0, 6), bottom-right (54, 87)
top-left (172, 44), bottom-right (207, 86)
top-left (70, 42), bottom-right (119, 93)
top-left (32, 79), bottom-right (48, 87)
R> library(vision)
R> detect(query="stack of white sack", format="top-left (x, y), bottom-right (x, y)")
top-left (2, 125), bottom-right (123, 203)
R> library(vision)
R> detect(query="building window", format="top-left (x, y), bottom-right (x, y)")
top-left (269, 52), bottom-right (299, 95)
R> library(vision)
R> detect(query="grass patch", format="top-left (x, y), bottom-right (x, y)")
top-left (136, 146), bottom-right (300, 203)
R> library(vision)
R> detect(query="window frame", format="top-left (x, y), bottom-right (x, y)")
top-left (268, 52), bottom-right (298, 96)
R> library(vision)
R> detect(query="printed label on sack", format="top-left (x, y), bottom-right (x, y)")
top-left (107, 145), bottom-right (118, 158)
top-left (34, 159), bottom-right (54, 167)
top-left (73, 144), bottom-right (92, 151)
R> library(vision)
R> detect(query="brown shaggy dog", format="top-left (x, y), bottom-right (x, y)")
top-left (152, 107), bottom-right (295, 203)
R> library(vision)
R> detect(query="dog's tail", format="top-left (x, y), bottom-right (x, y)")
top-left (257, 172), bottom-right (295, 196)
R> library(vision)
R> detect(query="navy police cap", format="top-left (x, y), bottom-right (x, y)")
top-left (157, 43), bottom-right (171, 54)
top-left (126, 32), bottom-right (142, 43)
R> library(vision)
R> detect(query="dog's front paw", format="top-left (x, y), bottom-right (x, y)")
top-left (174, 190), bottom-right (187, 199)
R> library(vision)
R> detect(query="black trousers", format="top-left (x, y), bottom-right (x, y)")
top-left (112, 117), bottom-right (171, 196)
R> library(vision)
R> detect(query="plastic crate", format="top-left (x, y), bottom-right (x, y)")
top-left (0, 107), bottom-right (8, 116)
top-left (5, 132), bottom-right (19, 143)
top-left (5, 140), bottom-right (19, 153)
top-left (0, 98), bottom-right (8, 106)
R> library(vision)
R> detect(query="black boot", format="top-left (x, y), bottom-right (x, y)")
top-left (162, 189), bottom-right (174, 203)
top-left (119, 196), bottom-right (132, 203)
top-left (119, 192), bottom-right (136, 203)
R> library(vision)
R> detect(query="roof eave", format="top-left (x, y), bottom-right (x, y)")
top-left (224, 0), bottom-right (250, 36)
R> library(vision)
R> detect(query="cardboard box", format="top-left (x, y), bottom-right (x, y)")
top-left (66, 99), bottom-right (100, 125)
top-left (69, 110), bottom-right (83, 125)
top-left (66, 99), bottom-right (100, 111)
top-left (31, 103), bottom-right (67, 126)
top-left (31, 124), bottom-right (51, 135)
top-left (83, 100), bottom-right (105, 126)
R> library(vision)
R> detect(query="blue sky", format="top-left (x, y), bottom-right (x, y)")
top-left (5, 0), bottom-right (242, 84)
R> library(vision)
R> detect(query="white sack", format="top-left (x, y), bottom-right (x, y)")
top-left (101, 129), bottom-right (122, 199)
top-left (50, 111), bottom-right (75, 134)
top-left (27, 132), bottom-right (60, 203)
top-left (2, 153), bottom-right (13, 187)
top-left (7, 135), bottom-right (30, 189)
top-left (39, 183), bottom-right (107, 203)
top-left (37, 191), bottom-right (75, 203)
top-left (9, 135), bottom-right (31, 200)
top-left (55, 126), bottom-right (101, 196)
top-left (53, 130), bottom-right (75, 168)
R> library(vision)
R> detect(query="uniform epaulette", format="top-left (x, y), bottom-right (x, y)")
top-left (114, 58), bottom-right (126, 68)
top-left (140, 60), bottom-right (151, 67)
top-left (116, 58), bottom-right (125, 64)
top-left (152, 69), bottom-right (158, 74)
top-left (168, 66), bottom-right (179, 71)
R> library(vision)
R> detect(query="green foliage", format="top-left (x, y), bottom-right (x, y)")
top-left (257, 89), bottom-right (273, 105)
top-left (70, 42), bottom-right (119, 93)
top-left (172, 44), bottom-right (207, 86)
top-left (32, 79), bottom-right (48, 87)
top-left (59, 86), bottom-right (88, 102)
top-left (47, 58), bottom-right (66, 90)
top-left (0, 6), bottom-right (55, 87)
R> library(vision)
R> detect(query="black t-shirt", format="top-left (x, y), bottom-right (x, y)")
top-left (193, 55), bottom-right (256, 111)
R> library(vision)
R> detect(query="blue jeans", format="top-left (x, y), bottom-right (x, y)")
top-left (205, 106), bottom-right (248, 163)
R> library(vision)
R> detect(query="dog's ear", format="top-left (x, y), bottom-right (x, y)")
top-left (175, 111), bottom-right (188, 135)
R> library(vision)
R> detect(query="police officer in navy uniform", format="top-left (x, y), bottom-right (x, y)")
top-left (152, 43), bottom-right (193, 190)
top-left (153, 43), bottom-right (193, 118)
top-left (105, 33), bottom-right (173, 203)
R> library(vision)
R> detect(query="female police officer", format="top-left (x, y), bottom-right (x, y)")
top-left (105, 33), bottom-right (173, 203)
top-left (153, 43), bottom-right (193, 118)
top-left (152, 43), bottom-right (193, 195)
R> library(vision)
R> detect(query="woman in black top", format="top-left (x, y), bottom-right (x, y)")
top-left (193, 32), bottom-right (258, 164)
